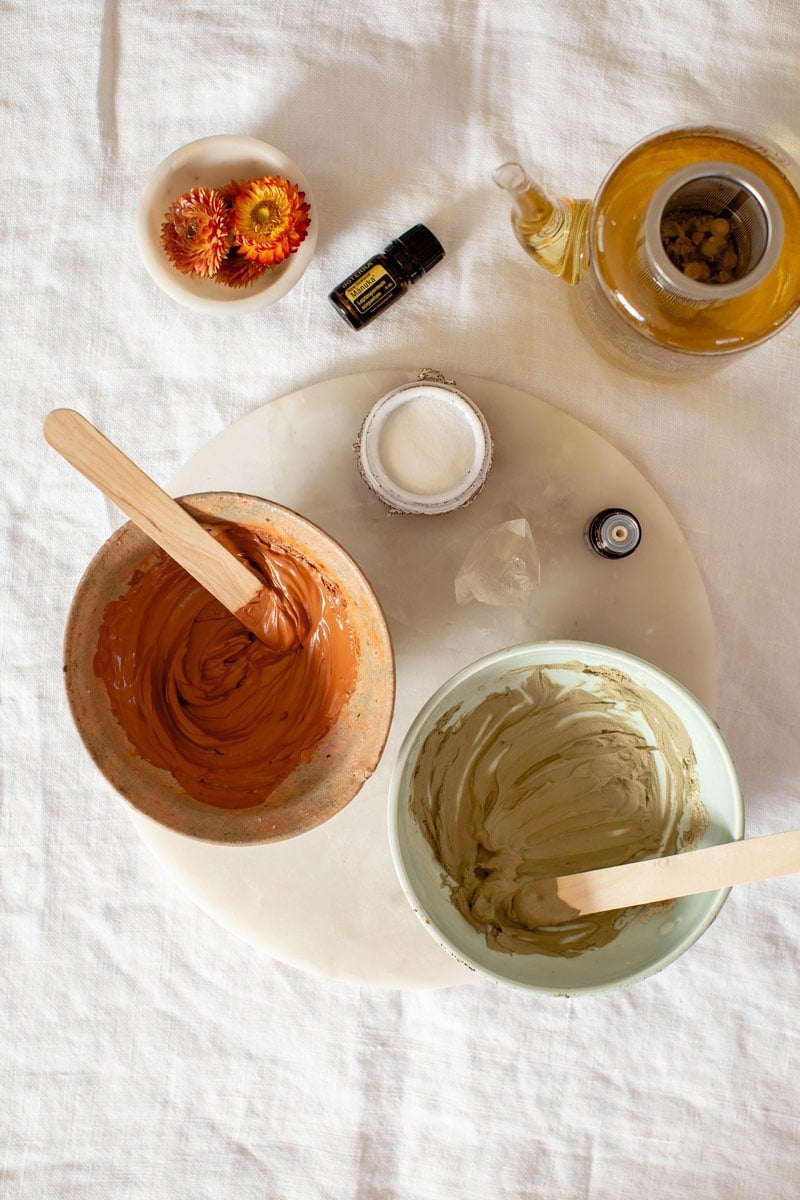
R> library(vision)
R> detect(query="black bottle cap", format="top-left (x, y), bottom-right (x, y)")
top-left (395, 224), bottom-right (445, 274)
top-left (586, 509), bottom-right (642, 558)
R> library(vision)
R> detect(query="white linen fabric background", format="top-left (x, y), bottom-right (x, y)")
top-left (2, 1), bottom-right (800, 1196)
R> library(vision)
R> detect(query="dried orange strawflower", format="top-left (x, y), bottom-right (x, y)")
top-left (229, 176), bottom-right (311, 267)
top-left (161, 187), bottom-right (229, 277)
top-left (215, 250), bottom-right (270, 289)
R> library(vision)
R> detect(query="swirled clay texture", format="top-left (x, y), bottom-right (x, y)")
top-left (93, 523), bottom-right (358, 809)
top-left (410, 663), bottom-right (707, 957)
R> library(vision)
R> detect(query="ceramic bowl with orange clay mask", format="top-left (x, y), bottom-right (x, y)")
top-left (64, 492), bottom-right (394, 844)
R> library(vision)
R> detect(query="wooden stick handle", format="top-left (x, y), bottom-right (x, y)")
top-left (556, 829), bottom-right (800, 916)
top-left (43, 409), bottom-right (262, 614)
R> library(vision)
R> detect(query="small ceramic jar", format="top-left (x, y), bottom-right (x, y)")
top-left (356, 370), bottom-right (493, 515)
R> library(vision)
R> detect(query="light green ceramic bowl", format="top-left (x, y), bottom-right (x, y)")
top-left (388, 640), bottom-right (743, 995)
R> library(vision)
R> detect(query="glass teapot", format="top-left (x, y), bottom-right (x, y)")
top-left (493, 126), bottom-right (800, 380)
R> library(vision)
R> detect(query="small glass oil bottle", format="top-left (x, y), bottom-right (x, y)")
top-left (329, 224), bottom-right (445, 329)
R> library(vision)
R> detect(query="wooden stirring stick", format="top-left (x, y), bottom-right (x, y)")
top-left (528, 829), bottom-right (800, 924)
top-left (43, 408), bottom-right (272, 643)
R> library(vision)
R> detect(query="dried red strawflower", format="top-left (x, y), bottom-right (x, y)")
top-left (160, 187), bottom-right (229, 277)
top-left (215, 251), bottom-right (271, 289)
top-left (229, 176), bottom-right (311, 267)
top-left (218, 178), bottom-right (245, 208)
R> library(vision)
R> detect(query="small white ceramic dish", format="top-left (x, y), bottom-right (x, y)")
top-left (357, 375), bottom-right (493, 514)
top-left (389, 640), bottom-right (743, 995)
top-left (136, 135), bottom-right (317, 314)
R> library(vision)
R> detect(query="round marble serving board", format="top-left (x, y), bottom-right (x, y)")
top-left (128, 369), bottom-right (716, 989)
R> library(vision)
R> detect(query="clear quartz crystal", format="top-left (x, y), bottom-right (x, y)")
top-left (455, 518), bottom-right (541, 607)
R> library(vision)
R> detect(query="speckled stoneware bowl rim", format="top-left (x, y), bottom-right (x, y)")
top-left (136, 134), bottom-right (318, 314)
top-left (388, 639), bottom-right (744, 996)
top-left (64, 491), bottom-right (395, 845)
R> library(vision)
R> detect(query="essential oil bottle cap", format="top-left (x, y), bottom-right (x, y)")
top-left (356, 370), bottom-right (493, 515)
top-left (393, 224), bottom-right (445, 275)
top-left (586, 509), bottom-right (642, 557)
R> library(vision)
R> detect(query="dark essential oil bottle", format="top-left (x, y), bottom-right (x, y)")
top-left (328, 224), bottom-right (445, 329)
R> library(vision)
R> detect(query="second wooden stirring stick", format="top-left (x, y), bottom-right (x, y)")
top-left (524, 829), bottom-right (800, 924)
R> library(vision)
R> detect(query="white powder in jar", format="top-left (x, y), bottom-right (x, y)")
top-left (377, 393), bottom-right (477, 496)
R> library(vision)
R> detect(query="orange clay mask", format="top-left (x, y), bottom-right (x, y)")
top-left (93, 522), bottom-right (358, 810)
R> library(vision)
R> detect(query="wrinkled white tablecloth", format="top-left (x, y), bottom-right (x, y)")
top-left (3, 2), bottom-right (800, 1197)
